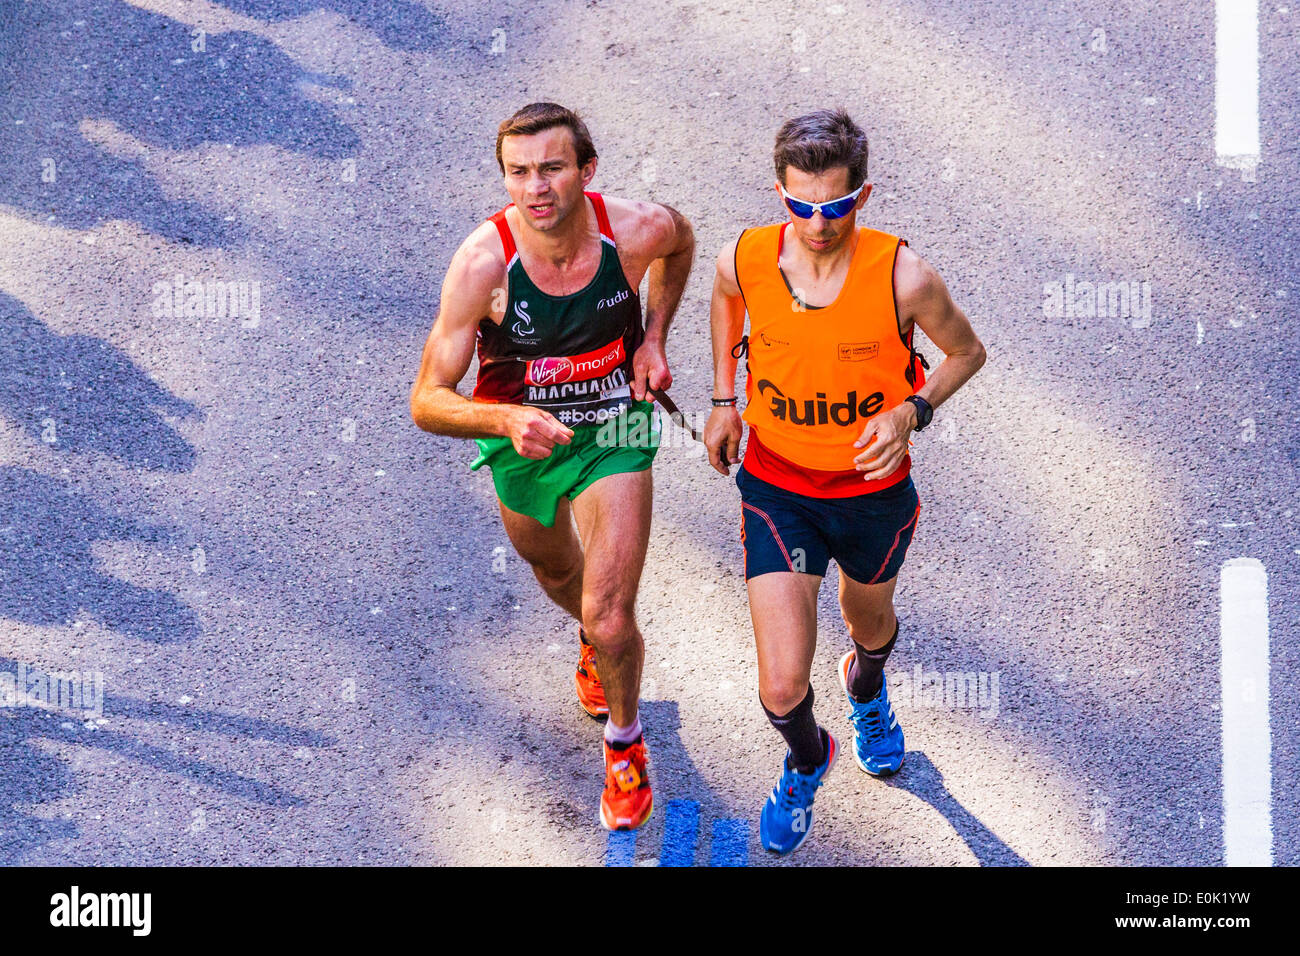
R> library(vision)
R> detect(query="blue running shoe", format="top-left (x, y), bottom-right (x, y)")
top-left (759, 730), bottom-right (837, 855)
top-left (838, 651), bottom-right (905, 776)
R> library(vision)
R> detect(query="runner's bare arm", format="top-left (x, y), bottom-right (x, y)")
top-left (639, 203), bottom-right (695, 344)
top-left (703, 238), bottom-right (746, 475)
top-left (605, 198), bottom-right (695, 401)
top-left (894, 245), bottom-right (986, 418)
top-left (709, 237), bottom-right (745, 394)
top-left (853, 245), bottom-right (986, 479)
top-left (409, 233), bottom-right (574, 456)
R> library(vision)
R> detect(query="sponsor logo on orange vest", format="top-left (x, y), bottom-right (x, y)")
top-left (837, 341), bottom-right (879, 361)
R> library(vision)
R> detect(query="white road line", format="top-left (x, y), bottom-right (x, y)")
top-left (1215, 0), bottom-right (1261, 180)
top-left (1220, 557), bottom-right (1271, 866)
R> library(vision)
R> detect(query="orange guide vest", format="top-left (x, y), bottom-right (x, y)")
top-left (735, 223), bottom-right (925, 480)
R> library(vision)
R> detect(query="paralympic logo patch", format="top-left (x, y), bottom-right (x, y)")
top-left (510, 299), bottom-right (535, 338)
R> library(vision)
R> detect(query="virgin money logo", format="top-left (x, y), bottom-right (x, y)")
top-left (526, 339), bottom-right (624, 387)
top-left (528, 355), bottom-right (575, 386)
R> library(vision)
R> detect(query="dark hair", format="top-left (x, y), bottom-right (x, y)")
top-left (773, 108), bottom-right (869, 189)
top-left (495, 102), bottom-right (598, 173)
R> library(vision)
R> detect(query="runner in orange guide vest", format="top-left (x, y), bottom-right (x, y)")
top-left (702, 109), bottom-right (986, 855)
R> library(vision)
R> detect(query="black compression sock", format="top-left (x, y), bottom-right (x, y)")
top-left (762, 685), bottom-right (826, 774)
top-left (847, 619), bottom-right (899, 702)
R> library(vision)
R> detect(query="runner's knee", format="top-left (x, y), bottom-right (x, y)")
top-left (842, 604), bottom-right (896, 647)
top-left (530, 552), bottom-right (582, 593)
top-left (581, 600), bottom-right (637, 654)
top-left (759, 676), bottom-right (810, 716)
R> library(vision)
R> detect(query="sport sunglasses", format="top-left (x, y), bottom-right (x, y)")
top-left (779, 182), bottom-right (867, 220)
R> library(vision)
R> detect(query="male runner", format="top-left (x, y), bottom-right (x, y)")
top-left (410, 103), bottom-right (695, 830)
top-left (702, 109), bottom-right (986, 854)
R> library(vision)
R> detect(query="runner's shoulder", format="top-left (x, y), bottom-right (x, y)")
top-left (434, 222), bottom-right (508, 325)
top-left (715, 223), bottom-right (773, 291)
top-left (892, 242), bottom-right (945, 312)
top-left (447, 221), bottom-right (509, 295)
top-left (599, 194), bottom-right (679, 255)
top-left (715, 235), bottom-right (741, 289)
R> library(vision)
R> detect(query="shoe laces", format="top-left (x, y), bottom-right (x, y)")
top-left (848, 695), bottom-right (890, 744)
top-left (776, 765), bottom-right (821, 811)
top-left (579, 641), bottom-right (599, 680)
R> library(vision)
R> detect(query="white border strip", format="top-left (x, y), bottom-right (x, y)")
top-left (1220, 557), bottom-right (1271, 866)
top-left (1215, 0), bottom-right (1261, 180)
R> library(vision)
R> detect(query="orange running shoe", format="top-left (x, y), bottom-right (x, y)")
top-left (600, 736), bottom-right (654, 831)
top-left (574, 631), bottom-right (609, 720)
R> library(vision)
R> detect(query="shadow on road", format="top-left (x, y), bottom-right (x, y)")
top-left (0, 654), bottom-right (335, 863)
top-left (216, 0), bottom-right (450, 52)
top-left (0, 0), bottom-right (360, 245)
top-left (0, 466), bottom-right (199, 643)
top-left (0, 292), bottom-right (199, 471)
top-left (884, 750), bottom-right (1029, 866)
top-left (0, 708), bottom-right (78, 863)
top-left (640, 698), bottom-right (739, 862)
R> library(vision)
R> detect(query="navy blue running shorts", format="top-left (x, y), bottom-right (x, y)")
top-left (736, 464), bottom-right (921, 583)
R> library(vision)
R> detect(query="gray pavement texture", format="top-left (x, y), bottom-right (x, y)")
top-left (0, 0), bottom-right (1296, 866)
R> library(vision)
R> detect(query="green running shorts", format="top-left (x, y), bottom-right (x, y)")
top-left (470, 400), bottom-right (661, 528)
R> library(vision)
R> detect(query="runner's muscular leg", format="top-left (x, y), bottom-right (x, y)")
top-left (498, 497), bottom-right (584, 622)
top-left (837, 569), bottom-right (899, 651)
top-left (748, 571), bottom-right (821, 715)
top-left (570, 468), bottom-right (652, 727)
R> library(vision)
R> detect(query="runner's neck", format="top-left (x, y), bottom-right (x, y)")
top-left (779, 221), bottom-right (860, 283)
top-left (507, 194), bottom-right (602, 271)
top-left (778, 222), bottom-right (861, 307)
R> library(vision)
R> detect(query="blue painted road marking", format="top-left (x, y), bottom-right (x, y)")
top-left (605, 830), bottom-right (637, 867)
top-left (660, 800), bottom-right (700, 866)
top-left (604, 806), bottom-right (749, 866)
top-left (710, 818), bottom-right (749, 867)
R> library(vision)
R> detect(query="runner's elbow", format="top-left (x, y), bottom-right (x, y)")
top-left (410, 386), bottom-right (442, 433)
top-left (409, 396), bottom-right (429, 432)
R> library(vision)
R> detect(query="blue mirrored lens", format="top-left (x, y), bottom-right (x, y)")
top-left (784, 195), bottom-right (857, 219)
top-left (785, 198), bottom-right (818, 218)
top-left (818, 196), bottom-right (858, 219)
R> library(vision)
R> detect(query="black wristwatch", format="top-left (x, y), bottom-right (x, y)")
top-left (904, 395), bottom-right (933, 431)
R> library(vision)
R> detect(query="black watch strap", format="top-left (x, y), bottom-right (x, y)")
top-left (905, 395), bottom-right (933, 430)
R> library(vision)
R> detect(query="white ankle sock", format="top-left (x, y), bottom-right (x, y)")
top-left (604, 713), bottom-right (642, 747)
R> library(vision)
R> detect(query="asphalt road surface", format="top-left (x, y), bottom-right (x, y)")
top-left (0, 0), bottom-right (1296, 866)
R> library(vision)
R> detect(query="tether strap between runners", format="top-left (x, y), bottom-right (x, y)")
top-left (646, 387), bottom-right (699, 442)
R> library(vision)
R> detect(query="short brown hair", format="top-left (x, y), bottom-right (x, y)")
top-left (773, 108), bottom-right (869, 189)
top-left (495, 102), bottom-right (598, 173)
